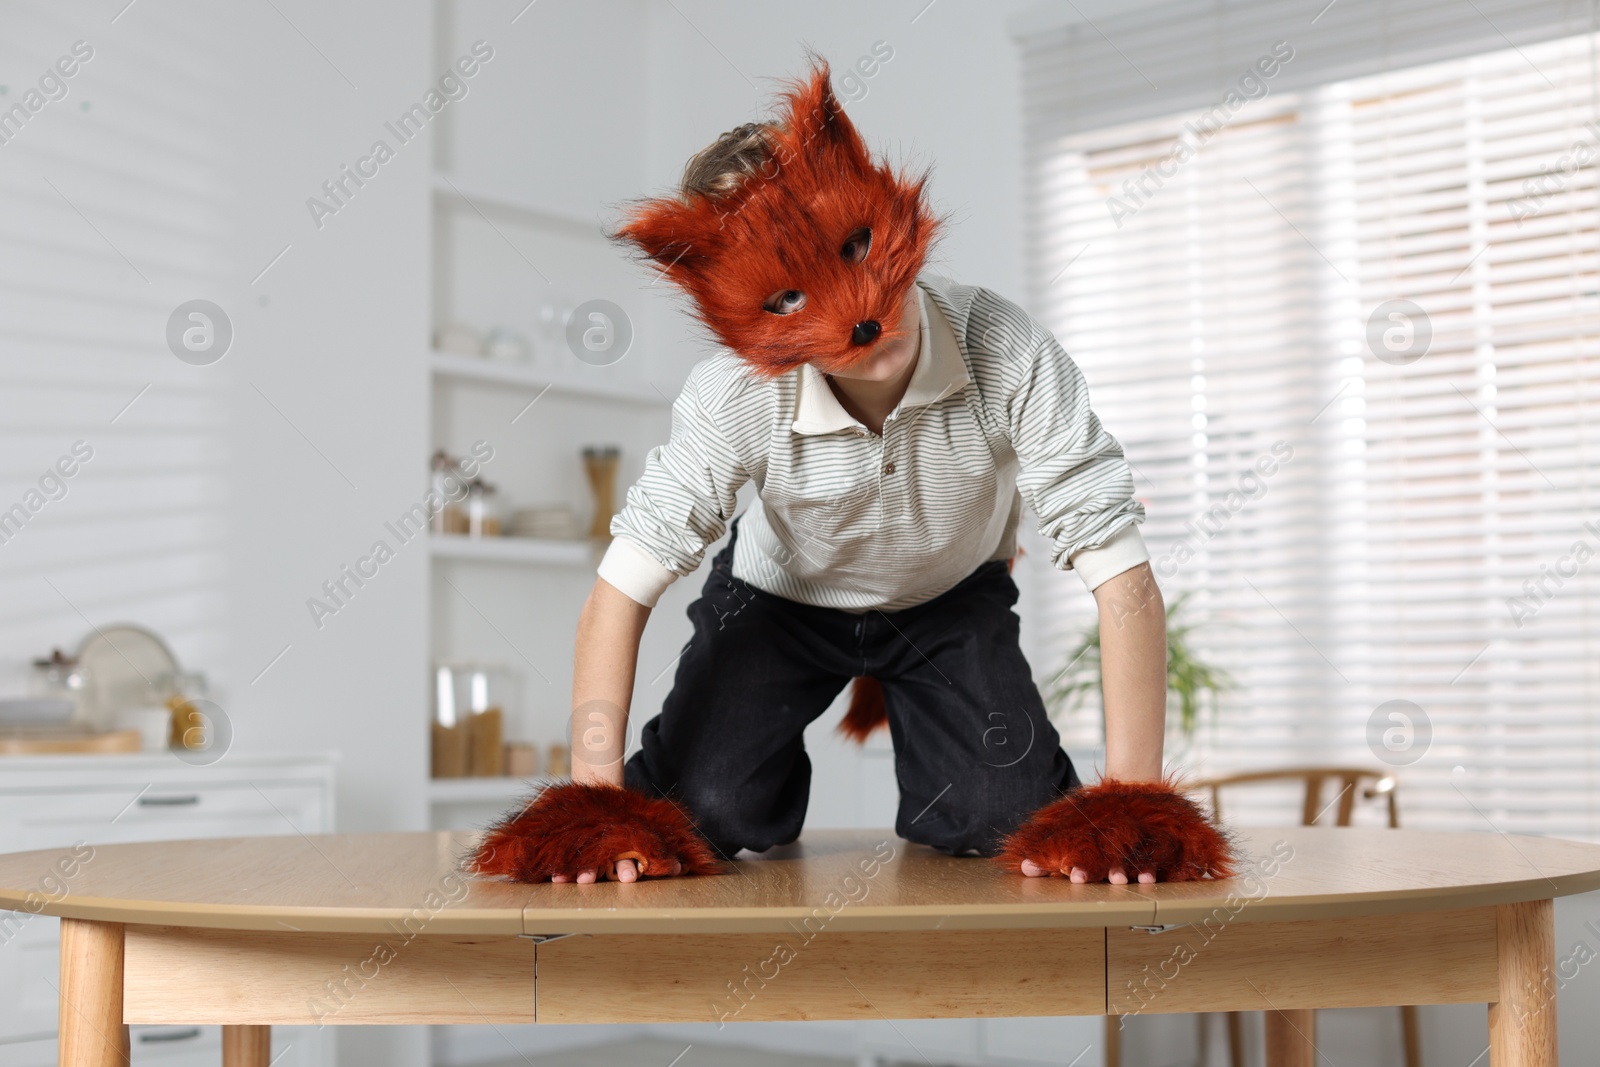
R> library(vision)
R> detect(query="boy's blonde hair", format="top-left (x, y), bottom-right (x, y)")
top-left (680, 121), bottom-right (777, 198)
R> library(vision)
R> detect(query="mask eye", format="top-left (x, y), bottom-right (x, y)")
top-left (841, 227), bottom-right (872, 263)
top-left (763, 289), bottom-right (807, 315)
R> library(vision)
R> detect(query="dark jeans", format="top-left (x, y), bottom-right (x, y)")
top-left (624, 519), bottom-right (1080, 860)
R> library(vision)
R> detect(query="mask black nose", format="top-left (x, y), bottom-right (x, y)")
top-left (851, 320), bottom-right (881, 346)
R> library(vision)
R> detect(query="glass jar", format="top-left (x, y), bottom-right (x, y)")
top-left (582, 446), bottom-right (620, 541)
top-left (466, 479), bottom-right (502, 538)
top-left (29, 649), bottom-right (91, 728)
top-left (430, 449), bottom-right (462, 535)
top-left (432, 662), bottom-right (519, 778)
top-left (167, 671), bottom-right (211, 752)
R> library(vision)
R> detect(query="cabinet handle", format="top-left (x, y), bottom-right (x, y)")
top-left (138, 1027), bottom-right (202, 1043)
top-left (137, 794), bottom-right (201, 807)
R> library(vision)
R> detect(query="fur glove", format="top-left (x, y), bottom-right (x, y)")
top-left (465, 780), bottom-right (724, 882)
top-left (994, 776), bottom-right (1238, 882)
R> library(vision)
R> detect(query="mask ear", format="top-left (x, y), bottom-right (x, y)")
top-left (607, 195), bottom-right (721, 288)
top-left (772, 59), bottom-right (872, 170)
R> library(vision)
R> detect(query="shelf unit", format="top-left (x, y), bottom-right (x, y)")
top-left (431, 171), bottom-right (601, 234)
top-left (426, 774), bottom-right (550, 804)
top-left (428, 533), bottom-right (596, 566)
top-left (430, 348), bottom-right (669, 405)
top-left (426, 146), bottom-right (681, 845)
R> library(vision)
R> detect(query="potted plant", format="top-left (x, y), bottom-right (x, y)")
top-left (1043, 589), bottom-right (1234, 747)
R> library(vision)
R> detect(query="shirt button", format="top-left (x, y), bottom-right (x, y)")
top-left (883, 462), bottom-right (896, 474)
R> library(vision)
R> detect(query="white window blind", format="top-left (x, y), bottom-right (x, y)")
top-left (1025, 28), bottom-right (1600, 839)
top-left (0, 7), bottom-right (232, 686)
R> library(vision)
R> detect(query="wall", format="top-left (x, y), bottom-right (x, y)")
top-left (0, 5), bottom-right (233, 721)
top-left (213, 3), bottom-right (433, 1064)
top-left (641, 0), bottom-right (1035, 324)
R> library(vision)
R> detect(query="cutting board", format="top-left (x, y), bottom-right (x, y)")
top-left (0, 728), bottom-right (144, 755)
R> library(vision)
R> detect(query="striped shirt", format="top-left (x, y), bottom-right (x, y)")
top-left (598, 272), bottom-right (1149, 612)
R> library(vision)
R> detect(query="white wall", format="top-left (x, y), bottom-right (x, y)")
top-left (1, 2), bottom-right (431, 1065)
top-left (214, 4), bottom-right (433, 1065)
top-left (0, 5), bottom-right (233, 714)
top-left (640, 0), bottom-right (1036, 332)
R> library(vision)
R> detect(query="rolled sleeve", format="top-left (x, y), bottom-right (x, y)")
top-left (602, 359), bottom-right (751, 606)
top-left (597, 535), bottom-right (678, 607)
top-left (1007, 328), bottom-right (1148, 587)
top-left (1068, 521), bottom-right (1150, 591)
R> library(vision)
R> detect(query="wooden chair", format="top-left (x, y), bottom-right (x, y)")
top-left (1105, 767), bottom-right (1419, 1067)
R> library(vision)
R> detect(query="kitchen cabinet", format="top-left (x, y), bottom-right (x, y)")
top-left (0, 752), bottom-right (336, 1067)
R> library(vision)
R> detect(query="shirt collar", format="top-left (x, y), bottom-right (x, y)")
top-left (791, 281), bottom-right (971, 436)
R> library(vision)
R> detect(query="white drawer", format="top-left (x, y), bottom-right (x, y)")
top-left (0, 776), bottom-right (331, 1049)
top-left (0, 1030), bottom-right (216, 1067)
top-left (130, 1025), bottom-right (217, 1064)
top-left (0, 1026), bottom-right (320, 1067)
top-left (0, 1036), bottom-right (54, 1067)
top-left (0, 922), bottom-right (56, 1044)
top-left (0, 781), bottom-right (326, 851)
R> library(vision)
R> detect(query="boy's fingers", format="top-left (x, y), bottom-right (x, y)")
top-left (576, 869), bottom-right (597, 884)
top-left (614, 859), bottom-right (639, 883)
top-left (550, 874), bottom-right (572, 883)
top-left (1138, 871), bottom-right (1156, 884)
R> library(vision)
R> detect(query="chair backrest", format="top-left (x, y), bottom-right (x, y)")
top-left (1190, 766), bottom-right (1400, 828)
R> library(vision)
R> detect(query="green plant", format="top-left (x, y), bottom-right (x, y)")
top-left (1043, 588), bottom-right (1235, 738)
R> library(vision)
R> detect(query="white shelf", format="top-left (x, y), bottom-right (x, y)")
top-left (429, 534), bottom-right (596, 566)
top-left (431, 171), bottom-right (604, 235)
top-left (430, 350), bottom-right (670, 405)
top-left (428, 774), bottom-right (552, 805)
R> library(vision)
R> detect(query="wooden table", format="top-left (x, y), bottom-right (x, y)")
top-left (3, 827), bottom-right (1599, 1067)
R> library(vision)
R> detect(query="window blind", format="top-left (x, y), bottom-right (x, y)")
top-left (1023, 25), bottom-right (1600, 839)
top-left (1016, 0), bottom-right (1598, 140)
top-left (0, 6), bottom-right (232, 687)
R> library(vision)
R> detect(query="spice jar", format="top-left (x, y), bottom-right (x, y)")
top-left (582, 446), bottom-right (620, 541)
top-left (430, 449), bottom-right (466, 535)
top-left (432, 663), bottom-right (518, 777)
top-left (30, 649), bottom-right (91, 728)
top-left (166, 671), bottom-right (212, 751)
top-left (466, 479), bottom-right (502, 538)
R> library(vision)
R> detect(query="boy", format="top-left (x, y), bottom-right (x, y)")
top-left (472, 61), bottom-right (1233, 887)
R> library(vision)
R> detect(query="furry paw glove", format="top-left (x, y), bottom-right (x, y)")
top-left (994, 776), bottom-right (1238, 882)
top-left (465, 780), bottom-right (724, 882)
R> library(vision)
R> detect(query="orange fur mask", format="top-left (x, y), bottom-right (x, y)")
top-left (608, 60), bottom-right (943, 375)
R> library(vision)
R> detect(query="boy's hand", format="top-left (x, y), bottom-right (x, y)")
top-left (545, 576), bottom-right (671, 884)
top-left (1019, 857), bottom-right (1148, 884)
top-left (465, 780), bottom-right (723, 885)
top-left (555, 766), bottom-right (654, 884)
top-left (550, 855), bottom-right (680, 884)
top-left (995, 776), bottom-right (1238, 883)
top-left (1025, 560), bottom-right (1190, 883)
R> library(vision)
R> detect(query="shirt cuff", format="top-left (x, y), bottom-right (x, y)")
top-left (597, 536), bottom-right (679, 608)
top-left (1067, 522), bottom-right (1150, 592)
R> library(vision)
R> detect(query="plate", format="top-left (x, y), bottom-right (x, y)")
top-left (74, 624), bottom-right (180, 731)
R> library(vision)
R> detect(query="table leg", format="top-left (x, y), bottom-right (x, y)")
top-left (222, 1025), bottom-right (271, 1066)
top-left (1489, 898), bottom-right (1557, 1066)
top-left (1264, 1008), bottom-right (1316, 1067)
top-left (1228, 1011), bottom-right (1246, 1067)
top-left (58, 918), bottom-right (129, 1067)
top-left (1401, 1004), bottom-right (1422, 1067)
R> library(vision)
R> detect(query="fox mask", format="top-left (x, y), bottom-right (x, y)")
top-left (608, 60), bottom-right (943, 376)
